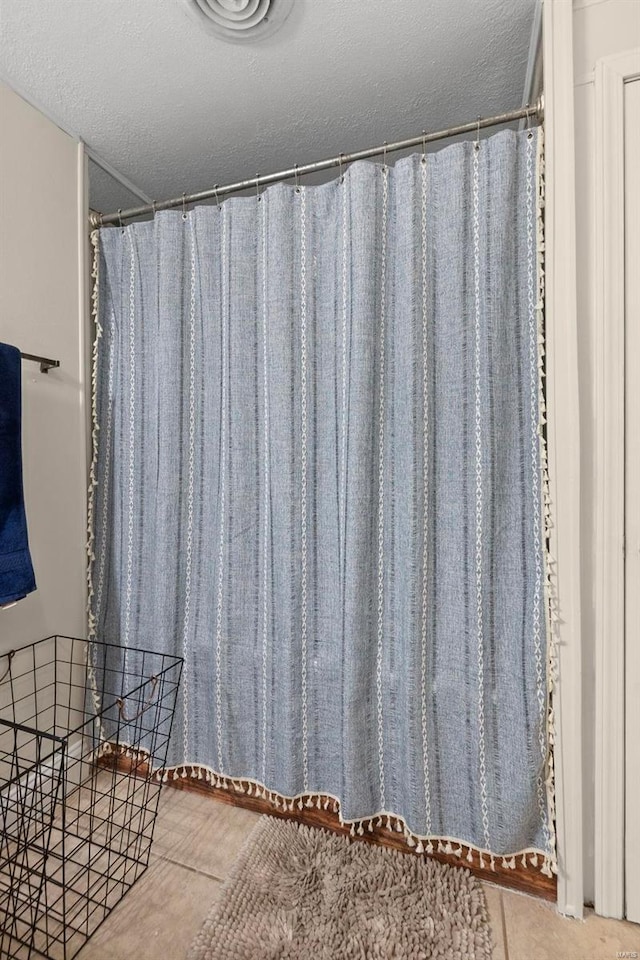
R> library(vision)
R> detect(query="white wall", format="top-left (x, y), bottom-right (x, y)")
top-left (0, 82), bottom-right (88, 657)
top-left (572, 0), bottom-right (640, 905)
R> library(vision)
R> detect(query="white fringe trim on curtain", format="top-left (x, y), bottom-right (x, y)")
top-left (87, 228), bottom-right (105, 729)
top-left (536, 128), bottom-right (559, 873)
top-left (93, 740), bottom-right (556, 877)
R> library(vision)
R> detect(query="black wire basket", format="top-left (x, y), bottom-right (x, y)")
top-left (0, 636), bottom-right (183, 960)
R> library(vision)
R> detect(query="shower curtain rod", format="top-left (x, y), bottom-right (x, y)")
top-left (91, 96), bottom-right (543, 229)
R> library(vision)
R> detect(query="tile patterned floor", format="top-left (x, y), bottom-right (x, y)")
top-left (77, 786), bottom-right (640, 960)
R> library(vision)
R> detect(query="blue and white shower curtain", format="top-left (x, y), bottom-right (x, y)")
top-left (89, 126), bottom-right (555, 873)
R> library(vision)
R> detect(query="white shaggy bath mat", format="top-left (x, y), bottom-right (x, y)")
top-left (188, 815), bottom-right (493, 959)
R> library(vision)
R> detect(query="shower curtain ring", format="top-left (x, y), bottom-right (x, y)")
top-left (382, 141), bottom-right (388, 172)
top-left (213, 185), bottom-right (220, 209)
top-left (151, 200), bottom-right (157, 217)
top-left (339, 153), bottom-right (344, 183)
top-left (525, 103), bottom-right (534, 140)
top-left (421, 131), bottom-right (427, 165)
top-left (182, 193), bottom-right (188, 221)
top-left (294, 164), bottom-right (300, 193)
top-left (118, 209), bottom-right (124, 232)
top-left (474, 117), bottom-right (481, 151)
top-left (256, 174), bottom-right (261, 202)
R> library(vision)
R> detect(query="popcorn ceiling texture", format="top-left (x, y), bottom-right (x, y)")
top-left (0, 0), bottom-right (535, 212)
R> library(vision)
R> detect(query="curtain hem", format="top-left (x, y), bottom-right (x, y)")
top-left (93, 740), bottom-right (557, 878)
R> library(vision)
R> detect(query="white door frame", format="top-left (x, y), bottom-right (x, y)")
top-left (542, 0), bottom-right (584, 918)
top-left (593, 46), bottom-right (640, 920)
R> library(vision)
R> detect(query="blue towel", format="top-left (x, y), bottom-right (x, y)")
top-left (0, 343), bottom-right (36, 605)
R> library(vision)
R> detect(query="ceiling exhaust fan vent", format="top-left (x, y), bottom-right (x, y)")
top-left (179, 0), bottom-right (294, 43)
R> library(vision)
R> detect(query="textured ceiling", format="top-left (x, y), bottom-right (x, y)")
top-left (0, 0), bottom-right (536, 214)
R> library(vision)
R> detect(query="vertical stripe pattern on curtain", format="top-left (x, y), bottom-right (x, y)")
top-left (90, 127), bottom-right (555, 871)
